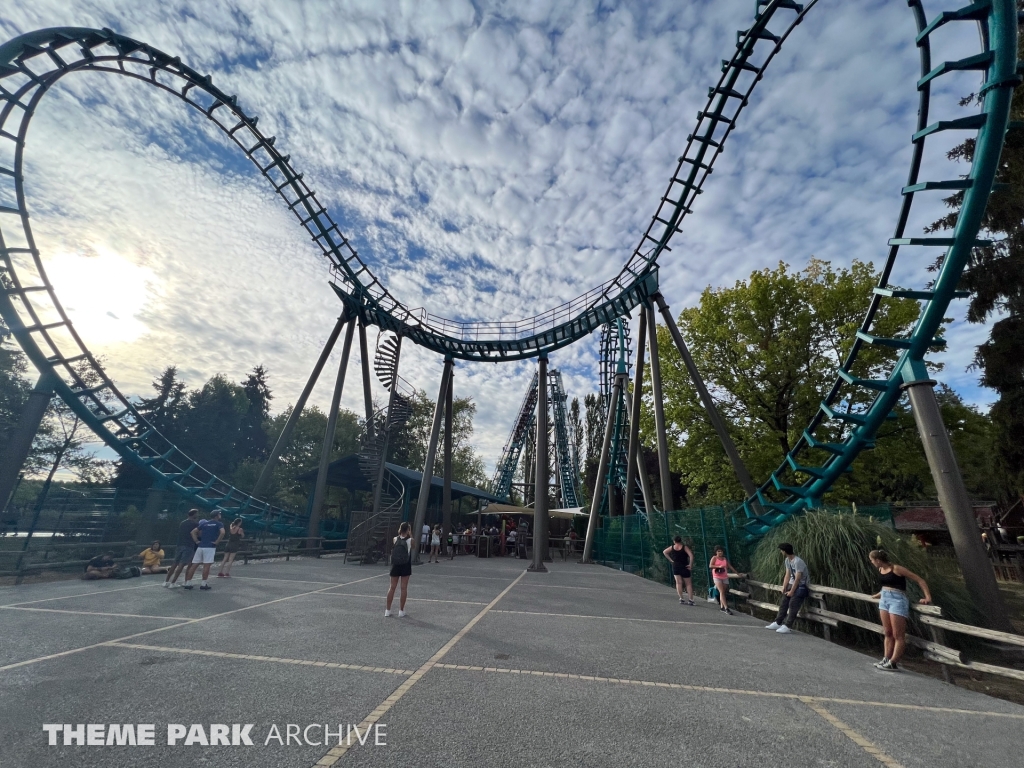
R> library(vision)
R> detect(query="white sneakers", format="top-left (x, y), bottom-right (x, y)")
top-left (384, 609), bottom-right (407, 618)
top-left (398, 610), bottom-right (407, 618)
top-left (775, 625), bottom-right (792, 634)
top-left (384, 609), bottom-right (391, 617)
top-left (765, 622), bottom-right (779, 630)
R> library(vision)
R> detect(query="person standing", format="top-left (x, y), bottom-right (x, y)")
top-left (217, 518), bottom-right (245, 578)
top-left (868, 549), bottom-right (932, 671)
top-left (386, 522), bottom-right (413, 617)
top-left (765, 543), bottom-right (810, 634)
top-left (709, 546), bottom-right (741, 615)
top-left (663, 536), bottom-right (695, 605)
top-left (451, 526), bottom-right (461, 560)
top-left (164, 509), bottom-right (199, 588)
top-left (182, 511), bottom-right (225, 591)
top-left (429, 525), bottom-right (442, 563)
top-left (421, 523), bottom-right (430, 554)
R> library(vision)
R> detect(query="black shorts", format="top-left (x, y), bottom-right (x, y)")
top-left (672, 566), bottom-right (691, 578)
top-left (390, 562), bottom-right (412, 578)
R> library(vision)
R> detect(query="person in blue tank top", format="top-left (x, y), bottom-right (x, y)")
top-left (183, 511), bottom-right (225, 591)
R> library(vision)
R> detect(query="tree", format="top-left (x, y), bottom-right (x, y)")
top-left (582, 392), bottom-right (604, 500)
top-left (114, 366), bottom-right (187, 488)
top-left (927, 51), bottom-right (1024, 497)
top-left (238, 365), bottom-right (273, 463)
top-left (642, 259), bottom-right (945, 504)
top-left (0, 316), bottom-right (32, 455)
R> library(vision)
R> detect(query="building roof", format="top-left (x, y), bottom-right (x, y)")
top-left (297, 454), bottom-right (503, 503)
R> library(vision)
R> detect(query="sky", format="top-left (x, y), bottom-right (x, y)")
top-left (0, 0), bottom-right (1001, 477)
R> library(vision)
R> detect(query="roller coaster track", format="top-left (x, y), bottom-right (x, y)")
top-left (0, 0), bottom-right (1016, 534)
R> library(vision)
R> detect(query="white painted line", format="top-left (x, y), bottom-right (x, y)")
top-left (0, 605), bottom-right (190, 621)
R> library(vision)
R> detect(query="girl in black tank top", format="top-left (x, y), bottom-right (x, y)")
top-left (867, 549), bottom-right (933, 672)
top-left (662, 537), bottom-right (695, 606)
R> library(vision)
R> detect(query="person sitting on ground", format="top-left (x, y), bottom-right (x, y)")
top-left (138, 541), bottom-right (167, 574)
top-left (765, 543), bottom-right (810, 634)
top-left (83, 552), bottom-right (117, 580)
top-left (868, 549), bottom-right (932, 672)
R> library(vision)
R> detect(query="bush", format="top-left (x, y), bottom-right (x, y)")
top-left (750, 511), bottom-right (980, 629)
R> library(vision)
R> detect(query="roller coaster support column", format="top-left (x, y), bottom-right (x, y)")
top-left (904, 373), bottom-right (1012, 631)
top-left (412, 357), bottom-right (454, 565)
top-left (624, 308), bottom-right (648, 516)
top-left (442, 369), bottom-right (453, 556)
top-left (654, 293), bottom-right (758, 498)
top-left (308, 318), bottom-right (356, 543)
top-left (358, 321), bottom-right (375, 443)
top-left (371, 336), bottom-right (403, 518)
top-left (0, 371), bottom-right (56, 514)
top-left (530, 354), bottom-right (550, 572)
top-left (583, 366), bottom-right (626, 564)
top-left (646, 304), bottom-right (674, 511)
top-left (253, 314), bottom-right (348, 499)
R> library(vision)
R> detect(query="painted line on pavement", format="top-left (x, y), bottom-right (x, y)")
top-left (109, 643), bottom-right (415, 675)
top-left (0, 605), bottom-right (191, 621)
top-left (313, 570), bottom-right (527, 767)
top-left (802, 699), bottom-right (904, 768)
top-left (0, 581), bottom-right (160, 607)
top-left (320, 593), bottom-right (488, 605)
top-left (429, 664), bottom-right (1024, 720)
top-left (492, 609), bottom-right (762, 627)
top-left (0, 573), bottom-right (386, 674)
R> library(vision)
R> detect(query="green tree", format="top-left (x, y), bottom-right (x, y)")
top-left (0, 316), bottom-right (32, 456)
top-left (927, 42), bottom-right (1024, 498)
top-left (238, 365), bottom-right (273, 463)
top-left (174, 374), bottom-right (249, 477)
top-left (643, 259), bottom-right (936, 504)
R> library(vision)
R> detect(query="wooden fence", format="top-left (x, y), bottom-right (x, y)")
top-left (734, 578), bottom-right (1024, 683)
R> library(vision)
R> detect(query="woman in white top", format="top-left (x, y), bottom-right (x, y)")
top-left (429, 525), bottom-right (442, 563)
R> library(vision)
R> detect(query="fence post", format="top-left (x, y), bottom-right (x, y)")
top-left (817, 593), bottom-right (831, 642)
top-left (926, 624), bottom-right (954, 684)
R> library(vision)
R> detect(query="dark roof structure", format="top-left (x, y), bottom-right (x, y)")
top-left (297, 454), bottom-right (503, 503)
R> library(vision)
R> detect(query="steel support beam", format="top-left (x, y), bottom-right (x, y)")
top-left (0, 371), bottom-right (55, 514)
top-left (411, 358), bottom-right (454, 565)
top-left (646, 303), bottom-right (674, 511)
top-left (582, 370), bottom-right (626, 563)
top-left (623, 309), bottom-right (648, 515)
top-left (530, 354), bottom-right (550, 572)
top-left (654, 293), bottom-right (757, 498)
top-left (307, 319), bottom-right (356, 542)
top-left (358, 320), bottom-right (375, 443)
top-left (253, 314), bottom-right (347, 499)
top-left (905, 378), bottom-right (1013, 631)
top-left (442, 369), bottom-right (454, 556)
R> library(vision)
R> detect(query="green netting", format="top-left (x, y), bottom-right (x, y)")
top-left (590, 504), bottom-right (895, 597)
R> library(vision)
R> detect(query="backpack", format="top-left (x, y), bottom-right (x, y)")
top-left (391, 538), bottom-right (410, 566)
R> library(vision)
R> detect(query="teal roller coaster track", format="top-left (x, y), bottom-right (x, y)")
top-left (0, 0), bottom-right (1017, 535)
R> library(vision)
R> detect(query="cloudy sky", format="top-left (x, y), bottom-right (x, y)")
top-left (0, 0), bottom-right (998, 475)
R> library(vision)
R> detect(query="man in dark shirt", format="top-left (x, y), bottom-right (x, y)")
top-left (183, 511), bottom-right (225, 591)
top-left (83, 553), bottom-right (116, 580)
top-left (164, 509), bottom-right (199, 589)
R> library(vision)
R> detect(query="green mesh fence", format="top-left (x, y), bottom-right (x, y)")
top-left (590, 504), bottom-right (895, 597)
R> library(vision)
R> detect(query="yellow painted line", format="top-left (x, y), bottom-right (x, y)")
top-left (313, 570), bottom-right (527, 767)
top-left (109, 643), bottom-right (415, 675)
top-left (492, 609), bottom-right (761, 628)
top-left (802, 699), bottom-right (904, 767)
top-left (0, 605), bottom-right (190, 621)
top-left (321, 593), bottom-right (488, 605)
top-left (428, 664), bottom-right (1024, 720)
top-left (0, 573), bottom-right (386, 673)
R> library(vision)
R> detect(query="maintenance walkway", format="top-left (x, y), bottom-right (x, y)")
top-left (0, 555), bottom-right (1018, 767)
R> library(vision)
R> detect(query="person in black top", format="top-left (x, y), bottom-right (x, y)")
top-left (663, 536), bottom-right (696, 605)
top-left (868, 549), bottom-right (932, 672)
top-left (83, 553), bottom-right (116, 580)
top-left (164, 509), bottom-right (199, 589)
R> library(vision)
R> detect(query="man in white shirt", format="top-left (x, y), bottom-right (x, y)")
top-left (766, 542), bottom-right (810, 634)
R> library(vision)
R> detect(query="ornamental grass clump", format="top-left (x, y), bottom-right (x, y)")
top-left (750, 511), bottom-right (980, 631)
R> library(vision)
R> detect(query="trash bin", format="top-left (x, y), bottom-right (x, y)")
top-left (476, 535), bottom-right (491, 558)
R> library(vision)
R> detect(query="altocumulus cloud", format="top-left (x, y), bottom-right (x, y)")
top-left (0, 0), bottom-right (996, 472)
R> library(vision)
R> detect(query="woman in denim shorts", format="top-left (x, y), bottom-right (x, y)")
top-left (868, 549), bottom-right (932, 672)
